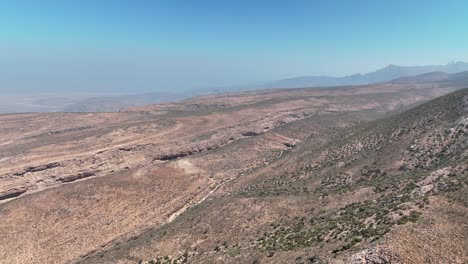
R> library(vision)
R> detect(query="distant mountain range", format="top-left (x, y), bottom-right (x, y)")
top-left (390, 70), bottom-right (468, 85)
top-left (264, 61), bottom-right (468, 88)
top-left (65, 70), bottom-right (468, 112)
top-left (3, 62), bottom-right (468, 113)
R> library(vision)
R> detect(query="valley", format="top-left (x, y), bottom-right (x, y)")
top-left (0, 75), bottom-right (467, 263)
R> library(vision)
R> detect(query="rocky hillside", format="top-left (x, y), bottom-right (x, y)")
top-left (0, 81), bottom-right (466, 263)
top-left (78, 89), bottom-right (467, 264)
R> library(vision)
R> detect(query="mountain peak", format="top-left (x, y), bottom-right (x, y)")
top-left (265, 62), bottom-right (468, 89)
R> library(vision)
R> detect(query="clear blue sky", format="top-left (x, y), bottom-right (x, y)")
top-left (1, 0), bottom-right (467, 93)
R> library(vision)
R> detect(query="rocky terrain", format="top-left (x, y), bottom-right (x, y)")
top-left (0, 74), bottom-right (467, 263)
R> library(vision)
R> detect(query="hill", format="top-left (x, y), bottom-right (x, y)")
top-left (265, 62), bottom-right (468, 88)
top-left (0, 78), bottom-right (466, 263)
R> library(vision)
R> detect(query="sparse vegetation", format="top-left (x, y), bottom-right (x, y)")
top-left (2, 83), bottom-right (467, 264)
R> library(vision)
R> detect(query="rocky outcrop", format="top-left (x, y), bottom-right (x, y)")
top-left (58, 171), bottom-right (96, 183)
top-left (0, 186), bottom-right (28, 200)
top-left (157, 152), bottom-right (191, 161)
top-left (155, 144), bottom-right (222, 161)
top-left (14, 162), bottom-right (61, 176)
top-left (242, 131), bottom-right (260, 137)
top-left (349, 247), bottom-right (402, 264)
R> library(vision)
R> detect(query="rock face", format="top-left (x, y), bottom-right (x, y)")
top-left (242, 131), bottom-right (260, 137)
top-left (419, 184), bottom-right (435, 194)
top-left (350, 247), bottom-right (402, 264)
top-left (0, 186), bottom-right (28, 200)
top-left (157, 152), bottom-right (191, 161)
top-left (58, 171), bottom-right (96, 183)
top-left (14, 162), bottom-right (61, 176)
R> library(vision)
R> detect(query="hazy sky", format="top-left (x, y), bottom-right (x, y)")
top-left (1, 0), bottom-right (468, 93)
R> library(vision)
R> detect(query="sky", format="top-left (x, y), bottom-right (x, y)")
top-left (1, 0), bottom-right (468, 93)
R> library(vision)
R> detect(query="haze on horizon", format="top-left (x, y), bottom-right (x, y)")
top-left (1, 0), bottom-right (468, 94)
